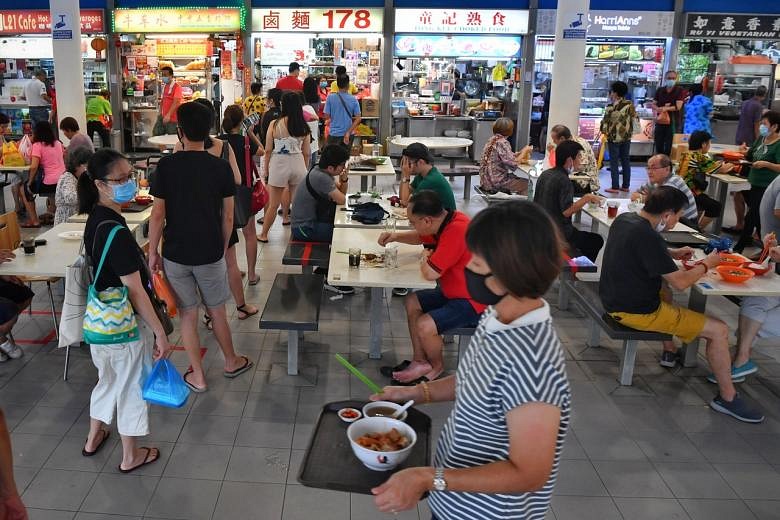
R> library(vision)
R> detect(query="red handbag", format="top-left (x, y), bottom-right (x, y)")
top-left (245, 136), bottom-right (269, 213)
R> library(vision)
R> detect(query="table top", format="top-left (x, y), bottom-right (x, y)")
top-left (709, 143), bottom-right (742, 155)
top-left (0, 165), bottom-right (29, 172)
top-left (334, 199), bottom-right (411, 229)
top-left (146, 134), bottom-right (179, 147)
top-left (68, 204), bottom-right (153, 225)
top-left (710, 173), bottom-right (750, 185)
top-left (582, 198), bottom-right (695, 232)
top-left (389, 137), bottom-right (473, 149)
top-left (327, 227), bottom-right (436, 289)
top-left (0, 222), bottom-right (139, 277)
top-left (347, 156), bottom-right (396, 177)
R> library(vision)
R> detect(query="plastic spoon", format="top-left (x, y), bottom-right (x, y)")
top-left (392, 400), bottom-right (415, 419)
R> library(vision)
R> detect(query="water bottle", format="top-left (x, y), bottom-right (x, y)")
top-left (372, 141), bottom-right (381, 157)
top-left (527, 177), bottom-right (534, 200)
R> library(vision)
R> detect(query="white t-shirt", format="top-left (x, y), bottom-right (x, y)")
top-left (303, 104), bottom-right (319, 152)
top-left (23, 78), bottom-right (48, 107)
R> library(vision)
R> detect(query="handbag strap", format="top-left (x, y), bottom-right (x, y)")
top-left (244, 135), bottom-right (253, 188)
top-left (336, 93), bottom-right (354, 117)
top-left (93, 225), bottom-right (124, 285)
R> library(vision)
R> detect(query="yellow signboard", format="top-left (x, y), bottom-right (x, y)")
top-left (156, 39), bottom-right (209, 57)
top-left (113, 7), bottom-right (243, 33)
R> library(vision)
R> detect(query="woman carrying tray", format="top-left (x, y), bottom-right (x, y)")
top-left (369, 201), bottom-right (571, 519)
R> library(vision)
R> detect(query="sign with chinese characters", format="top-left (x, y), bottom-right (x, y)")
top-left (0, 9), bottom-right (104, 35)
top-left (155, 39), bottom-right (208, 57)
top-left (393, 34), bottom-right (522, 58)
top-left (112, 8), bottom-right (242, 34)
top-left (537, 10), bottom-right (675, 38)
top-left (394, 9), bottom-right (528, 35)
top-left (251, 8), bottom-right (383, 33)
top-left (685, 13), bottom-right (780, 40)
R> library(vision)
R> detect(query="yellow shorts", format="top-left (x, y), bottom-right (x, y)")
top-left (609, 301), bottom-right (707, 344)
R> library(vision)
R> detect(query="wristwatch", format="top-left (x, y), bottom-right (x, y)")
top-left (433, 468), bottom-right (448, 492)
top-left (400, 178), bottom-right (411, 184)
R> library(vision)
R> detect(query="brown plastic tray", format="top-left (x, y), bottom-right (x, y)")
top-left (298, 400), bottom-right (432, 494)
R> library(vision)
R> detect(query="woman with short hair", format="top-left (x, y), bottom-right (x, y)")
top-left (478, 117), bottom-right (529, 194)
top-left (54, 145), bottom-right (92, 225)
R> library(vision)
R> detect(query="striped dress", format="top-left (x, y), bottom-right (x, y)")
top-left (429, 301), bottom-right (571, 520)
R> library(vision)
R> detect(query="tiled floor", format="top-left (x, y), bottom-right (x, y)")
top-left (2, 165), bottom-right (779, 520)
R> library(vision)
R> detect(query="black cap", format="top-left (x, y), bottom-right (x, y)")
top-left (402, 142), bottom-right (433, 163)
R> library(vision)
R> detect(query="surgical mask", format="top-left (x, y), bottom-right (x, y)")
top-left (161, 76), bottom-right (171, 84)
top-left (759, 124), bottom-right (770, 137)
top-left (664, 79), bottom-right (676, 88)
top-left (465, 268), bottom-right (506, 305)
top-left (320, 81), bottom-right (327, 88)
top-left (111, 179), bottom-right (137, 204)
top-left (655, 216), bottom-right (668, 233)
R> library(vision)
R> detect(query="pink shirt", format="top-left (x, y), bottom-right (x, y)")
top-left (31, 141), bottom-right (66, 185)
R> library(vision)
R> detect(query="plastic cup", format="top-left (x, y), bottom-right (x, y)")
top-left (349, 248), bottom-right (361, 268)
top-left (607, 201), bottom-right (619, 219)
top-left (22, 238), bottom-right (35, 255)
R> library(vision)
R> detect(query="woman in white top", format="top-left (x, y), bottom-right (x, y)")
top-left (54, 146), bottom-right (92, 225)
top-left (257, 91), bottom-right (311, 242)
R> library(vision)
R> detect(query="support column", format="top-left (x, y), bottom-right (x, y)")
top-left (666, 0), bottom-right (685, 71)
top-left (515, 0), bottom-right (538, 150)
top-left (546, 0), bottom-right (588, 143)
top-left (106, 0), bottom-right (123, 151)
top-left (50, 0), bottom-right (86, 141)
top-left (379, 0), bottom-right (395, 147)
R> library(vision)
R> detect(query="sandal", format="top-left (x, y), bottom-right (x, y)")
top-left (21, 222), bottom-right (41, 228)
top-left (183, 370), bottom-right (208, 393)
top-left (118, 447), bottom-right (160, 474)
top-left (82, 429), bottom-right (110, 457)
top-left (248, 278), bottom-right (259, 286)
top-left (236, 304), bottom-right (258, 320)
top-left (202, 314), bottom-right (213, 331)
top-left (224, 355), bottom-right (253, 378)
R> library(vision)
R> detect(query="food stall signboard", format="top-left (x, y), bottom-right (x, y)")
top-left (685, 13), bottom-right (780, 40)
top-left (112, 8), bottom-right (243, 34)
top-left (0, 9), bottom-right (104, 35)
top-left (251, 8), bottom-right (383, 33)
top-left (394, 34), bottom-right (522, 58)
top-left (537, 10), bottom-right (675, 38)
top-left (394, 9), bottom-right (528, 35)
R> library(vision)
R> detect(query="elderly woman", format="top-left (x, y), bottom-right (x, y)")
top-left (369, 201), bottom-right (570, 519)
top-left (479, 117), bottom-right (529, 194)
top-left (54, 146), bottom-right (92, 225)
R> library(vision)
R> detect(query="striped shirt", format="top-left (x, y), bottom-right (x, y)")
top-left (641, 173), bottom-right (699, 223)
top-left (429, 301), bottom-right (571, 520)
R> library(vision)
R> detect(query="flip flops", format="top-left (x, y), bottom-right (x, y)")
top-left (183, 370), bottom-right (208, 393)
top-left (118, 447), bottom-right (160, 474)
top-left (82, 429), bottom-right (110, 457)
top-left (224, 356), bottom-right (253, 379)
top-left (380, 360), bottom-right (411, 378)
top-left (236, 304), bottom-right (259, 320)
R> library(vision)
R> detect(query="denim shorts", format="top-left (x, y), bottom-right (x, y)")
top-left (163, 257), bottom-right (231, 310)
top-left (415, 287), bottom-right (480, 334)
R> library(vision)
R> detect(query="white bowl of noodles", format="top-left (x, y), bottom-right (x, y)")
top-left (346, 416), bottom-right (417, 471)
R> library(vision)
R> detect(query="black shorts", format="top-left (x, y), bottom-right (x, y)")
top-left (0, 279), bottom-right (35, 305)
top-left (694, 193), bottom-right (722, 218)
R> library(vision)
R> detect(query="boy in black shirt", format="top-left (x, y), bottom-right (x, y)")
top-left (149, 102), bottom-right (252, 392)
top-left (600, 186), bottom-right (763, 423)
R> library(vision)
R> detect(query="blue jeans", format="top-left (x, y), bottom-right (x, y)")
top-left (28, 107), bottom-right (49, 129)
top-left (608, 140), bottom-right (631, 190)
top-left (292, 222), bottom-right (334, 243)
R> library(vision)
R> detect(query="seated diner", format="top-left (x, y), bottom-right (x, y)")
top-left (478, 117), bottom-right (530, 194)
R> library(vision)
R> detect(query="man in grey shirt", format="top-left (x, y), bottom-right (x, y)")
top-left (633, 154), bottom-right (699, 226)
top-left (760, 174), bottom-right (780, 237)
top-left (291, 144), bottom-right (350, 243)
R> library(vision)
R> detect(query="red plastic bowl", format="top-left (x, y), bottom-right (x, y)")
top-left (718, 253), bottom-right (745, 266)
top-left (716, 265), bottom-right (755, 283)
top-left (743, 262), bottom-right (772, 276)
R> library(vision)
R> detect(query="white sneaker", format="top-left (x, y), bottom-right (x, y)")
top-left (0, 339), bottom-right (23, 359)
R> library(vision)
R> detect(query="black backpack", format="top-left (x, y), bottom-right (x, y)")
top-left (351, 202), bottom-right (388, 225)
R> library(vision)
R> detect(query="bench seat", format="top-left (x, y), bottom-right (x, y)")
top-left (283, 240), bottom-right (330, 274)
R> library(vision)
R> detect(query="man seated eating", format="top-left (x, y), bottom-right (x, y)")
top-left (377, 190), bottom-right (485, 384)
top-left (600, 186), bottom-right (763, 423)
top-left (632, 154), bottom-right (699, 228)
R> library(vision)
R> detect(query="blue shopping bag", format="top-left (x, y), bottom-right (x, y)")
top-left (142, 359), bottom-right (190, 408)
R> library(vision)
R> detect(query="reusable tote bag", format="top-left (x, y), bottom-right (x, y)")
top-left (83, 225), bottom-right (140, 344)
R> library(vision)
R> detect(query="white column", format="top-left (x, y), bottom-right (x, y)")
top-left (546, 0), bottom-right (588, 142)
top-left (50, 0), bottom-right (86, 144)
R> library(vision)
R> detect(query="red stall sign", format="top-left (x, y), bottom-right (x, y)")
top-left (0, 9), bottom-right (104, 35)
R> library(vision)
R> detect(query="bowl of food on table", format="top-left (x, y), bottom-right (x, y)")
top-left (743, 261), bottom-right (772, 276)
top-left (718, 252), bottom-right (746, 266)
top-left (347, 416), bottom-right (416, 471)
top-left (337, 407), bottom-right (362, 423)
top-left (362, 400), bottom-right (408, 421)
top-left (715, 265), bottom-right (755, 284)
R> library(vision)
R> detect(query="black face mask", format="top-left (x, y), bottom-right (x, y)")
top-left (465, 268), bottom-right (506, 305)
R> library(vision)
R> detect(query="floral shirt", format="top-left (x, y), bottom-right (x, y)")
top-left (677, 150), bottom-right (721, 193)
top-left (571, 135), bottom-right (600, 192)
top-left (683, 95), bottom-right (713, 135)
top-left (479, 135), bottom-right (518, 191)
top-left (54, 171), bottom-right (79, 225)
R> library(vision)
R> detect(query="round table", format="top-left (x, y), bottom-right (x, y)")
top-left (146, 134), bottom-right (180, 148)
top-left (388, 137), bottom-right (473, 150)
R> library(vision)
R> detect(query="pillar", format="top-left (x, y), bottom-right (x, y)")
top-left (546, 0), bottom-right (588, 143)
top-left (379, 0), bottom-right (395, 147)
top-left (50, 0), bottom-right (86, 145)
top-left (666, 0), bottom-right (686, 72)
top-left (516, 0), bottom-right (538, 150)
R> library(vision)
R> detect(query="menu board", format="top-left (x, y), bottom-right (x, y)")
top-left (393, 34), bottom-right (522, 59)
top-left (585, 43), bottom-right (664, 62)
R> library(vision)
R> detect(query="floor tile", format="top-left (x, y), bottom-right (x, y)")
top-left (225, 446), bottom-right (290, 483)
top-left (74, 514), bottom-right (141, 520)
top-left (631, 430), bottom-right (706, 463)
top-left (687, 432), bottom-right (764, 464)
top-left (243, 391), bottom-right (299, 421)
top-left (593, 461), bottom-right (673, 498)
top-left (350, 492), bottom-right (419, 519)
top-left (551, 496), bottom-right (622, 520)
top-left (80, 474), bottom-right (158, 516)
top-left (714, 463), bottom-right (780, 500)
top-left (12, 465), bottom-right (39, 492)
top-left (145, 477), bottom-right (221, 520)
top-left (678, 499), bottom-right (758, 520)
top-left (190, 390), bottom-right (248, 417)
top-left (281, 485), bottom-right (350, 520)
top-left (575, 429), bottom-right (647, 461)
top-left (553, 460), bottom-right (608, 496)
top-left (559, 430), bottom-right (588, 460)
top-left (654, 462), bottom-right (737, 499)
top-left (44, 435), bottom-right (117, 472)
top-left (739, 433), bottom-right (780, 465)
top-left (11, 433), bottom-right (60, 468)
top-left (14, 405), bottom-right (82, 435)
top-left (213, 481), bottom-right (285, 519)
top-left (22, 468), bottom-right (98, 510)
top-left (162, 443), bottom-right (232, 480)
top-left (614, 497), bottom-right (691, 520)
top-left (745, 500), bottom-right (780, 520)
top-left (177, 414), bottom-right (240, 445)
top-left (234, 417), bottom-right (295, 448)
top-left (26, 509), bottom-right (76, 520)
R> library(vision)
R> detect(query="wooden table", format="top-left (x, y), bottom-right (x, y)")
top-left (334, 198), bottom-right (412, 230)
top-left (582, 198), bottom-right (696, 234)
top-left (0, 222), bottom-right (139, 277)
top-left (705, 173), bottom-right (751, 234)
top-left (327, 227), bottom-right (435, 358)
top-left (347, 156), bottom-right (397, 192)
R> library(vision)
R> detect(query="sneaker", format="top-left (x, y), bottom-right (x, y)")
top-left (706, 360), bottom-right (756, 384)
top-left (324, 284), bottom-right (355, 295)
top-left (709, 393), bottom-right (765, 423)
top-left (392, 288), bottom-right (409, 297)
top-left (659, 350), bottom-right (679, 368)
top-left (0, 339), bottom-right (23, 359)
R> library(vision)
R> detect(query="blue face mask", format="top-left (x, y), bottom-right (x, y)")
top-left (664, 79), bottom-right (676, 88)
top-left (161, 76), bottom-right (171, 84)
top-left (759, 124), bottom-right (770, 137)
top-left (111, 179), bottom-right (137, 204)
top-left (320, 81), bottom-right (327, 88)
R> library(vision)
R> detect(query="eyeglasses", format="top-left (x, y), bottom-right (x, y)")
top-left (647, 165), bottom-right (669, 171)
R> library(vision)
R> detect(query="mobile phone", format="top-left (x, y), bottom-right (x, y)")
top-left (34, 239), bottom-right (47, 246)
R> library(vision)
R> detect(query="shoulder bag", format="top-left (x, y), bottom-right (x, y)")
top-left (245, 135), bottom-right (269, 213)
top-left (83, 225), bottom-right (140, 345)
top-left (228, 136), bottom-right (252, 229)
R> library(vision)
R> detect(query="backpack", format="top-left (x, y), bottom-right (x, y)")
top-left (351, 202), bottom-right (388, 225)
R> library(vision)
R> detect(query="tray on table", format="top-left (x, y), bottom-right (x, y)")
top-left (121, 203), bottom-right (151, 213)
top-left (298, 400), bottom-right (432, 494)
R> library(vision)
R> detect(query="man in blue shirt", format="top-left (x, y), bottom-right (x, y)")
top-left (324, 74), bottom-right (361, 149)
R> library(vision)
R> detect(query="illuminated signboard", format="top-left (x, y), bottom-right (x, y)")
top-left (251, 8), bottom-right (383, 33)
top-left (394, 9), bottom-right (528, 35)
top-left (0, 9), bottom-right (104, 35)
top-left (394, 34), bottom-right (522, 58)
top-left (113, 7), bottom-right (244, 34)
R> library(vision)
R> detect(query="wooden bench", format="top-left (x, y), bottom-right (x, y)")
top-left (565, 279), bottom-right (672, 386)
top-left (259, 273), bottom-right (324, 376)
top-left (282, 240), bottom-right (330, 274)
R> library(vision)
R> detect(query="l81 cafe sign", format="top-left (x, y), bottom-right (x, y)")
top-left (0, 9), bottom-right (104, 35)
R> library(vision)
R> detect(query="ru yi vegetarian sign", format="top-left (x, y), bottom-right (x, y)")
top-left (251, 8), bottom-right (383, 33)
top-left (0, 9), bottom-right (104, 35)
top-left (685, 13), bottom-right (780, 40)
top-left (394, 9), bottom-right (528, 35)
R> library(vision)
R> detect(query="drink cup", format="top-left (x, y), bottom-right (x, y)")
top-left (22, 238), bottom-right (35, 255)
top-left (607, 201), bottom-right (619, 219)
top-left (384, 246), bottom-right (399, 268)
top-left (349, 248), bottom-right (362, 268)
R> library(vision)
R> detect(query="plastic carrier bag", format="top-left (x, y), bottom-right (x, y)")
top-left (142, 359), bottom-right (190, 408)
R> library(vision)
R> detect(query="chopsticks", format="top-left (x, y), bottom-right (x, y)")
top-left (759, 232), bottom-right (776, 264)
top-left (335, 354), bottom-right (384, 394)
